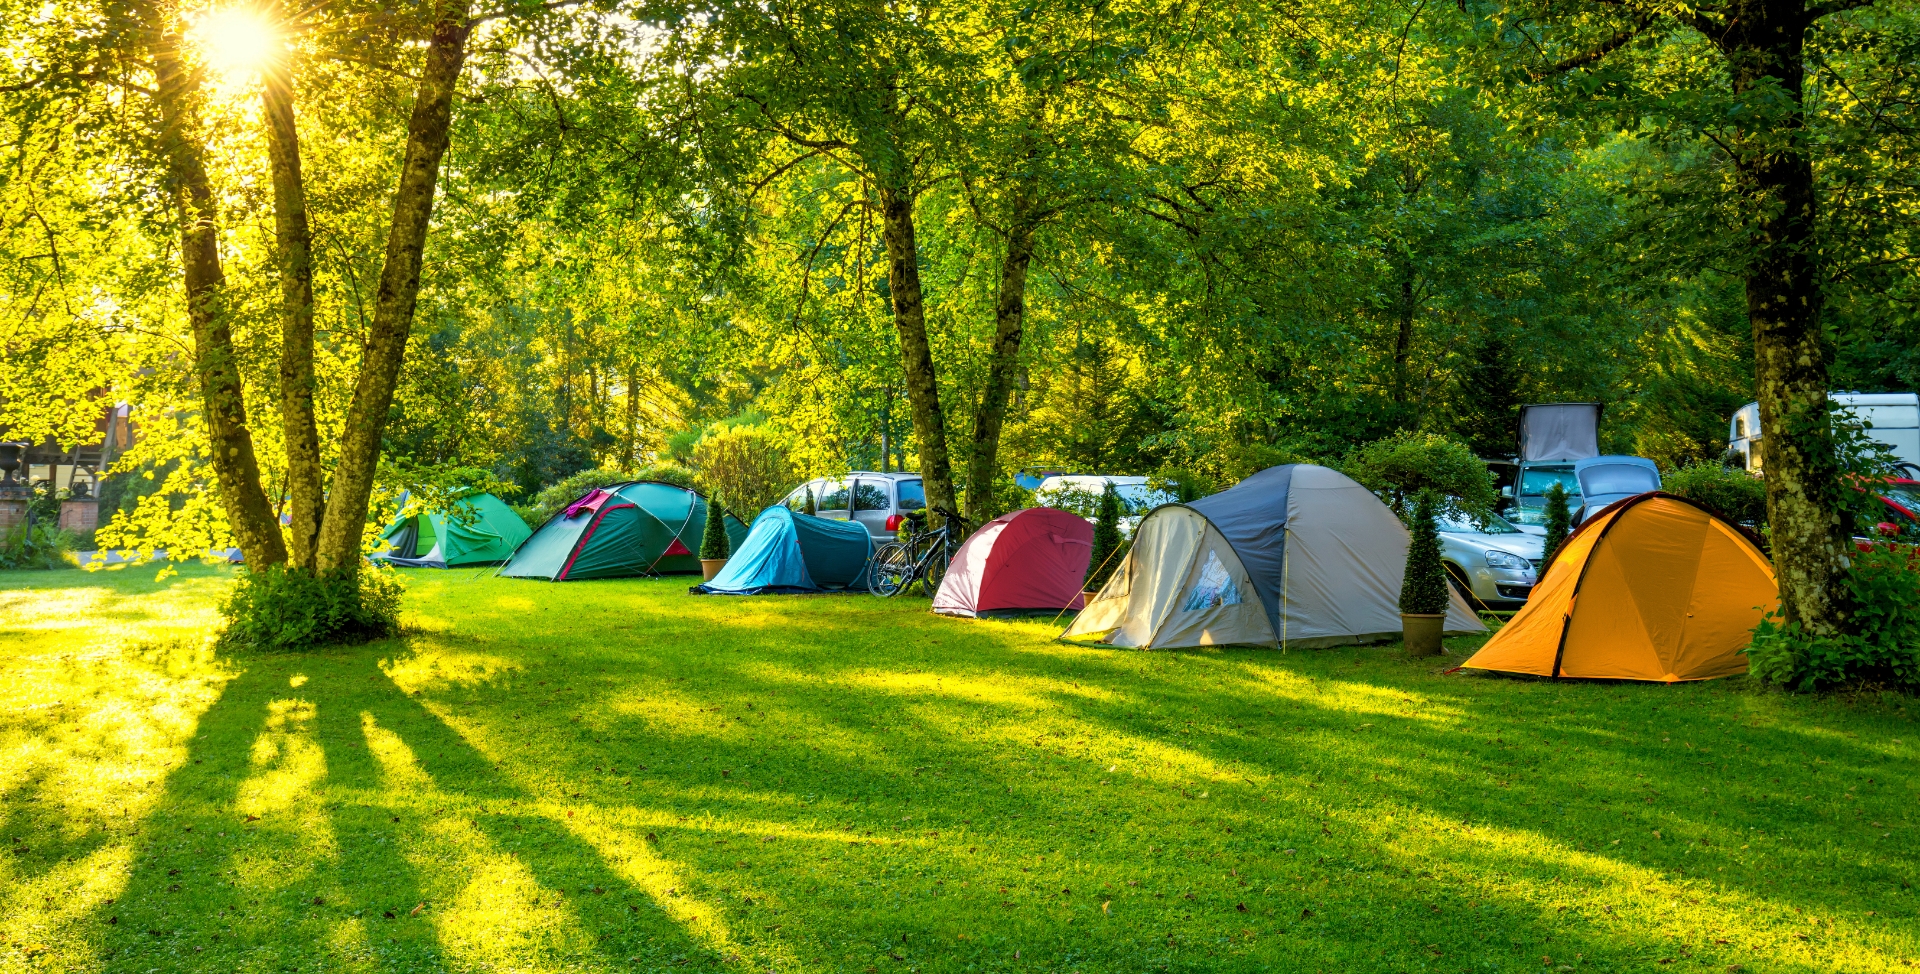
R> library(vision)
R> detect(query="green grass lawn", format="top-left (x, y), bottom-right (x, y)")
top-left (2, 564), bottom-right (1915, 974)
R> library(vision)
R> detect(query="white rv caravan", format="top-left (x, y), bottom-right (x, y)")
top-left (1729, 393), bottom-right (1920, 475)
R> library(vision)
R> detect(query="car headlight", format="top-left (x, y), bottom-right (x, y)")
top-left (1484, 549), bottom-right (1530, 570)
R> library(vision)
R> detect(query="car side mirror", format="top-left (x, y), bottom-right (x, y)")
top-left (1499, 485), bottom-right (1513, 499)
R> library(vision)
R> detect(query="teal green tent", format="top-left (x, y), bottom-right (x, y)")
top-left (375, 493), bottom-right (531, 568)
top-left (691, 505), bottom-right (872, 595)
top-left (500, 481), bottom-right (748, 581)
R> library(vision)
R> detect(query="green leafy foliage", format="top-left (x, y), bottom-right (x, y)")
top-left (1542, 482), bottom-right (1572, 570)
top-left (1664, 463), bottom-right (1768, 528)
top-left (525, 464), bottom-right (699, 526)
top-left (1399, 493), bottom-right (1448, 615)
top-left (218, 565), bottom-right (403, 652)
top-left (1084, 483), bottom-right (1127, 592)
top-left (1343, 432), bottom-right (1498, 524)
top-left (691, 426), bottom-right (797, 518)
top-left (1746, 545), bottom-right (1920, 693)
top-left (699, 493), bottom-right (730, 560)
top-left (0, 523), bottom-right (78, 570)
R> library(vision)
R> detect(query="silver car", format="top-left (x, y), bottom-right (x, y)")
top-left (1438, 513), bottom-right (1545, 611)
top-left (780, 472), bottom-right (927, 540)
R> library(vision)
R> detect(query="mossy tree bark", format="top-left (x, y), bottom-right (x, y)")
top-left (1717, 0), bottom-right (1855, 632)
top-left (315, 7), bottom-right (473, 572)
top-left (148, 10), bottom-right (288, 569)
top-left (878, 177), bottom-right (957, 522)
top-left (262, 54), bottom-right (324, 570)
top-left (964, 194), bottom-right (1036, 522)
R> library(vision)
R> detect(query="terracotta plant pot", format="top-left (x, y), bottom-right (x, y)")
top-left (701, 558), bottom-right (728, 582)
top-left (1401, 612), bottom-right (1445, 657)
top-left (1082, 590), bottom-right (1100, 602)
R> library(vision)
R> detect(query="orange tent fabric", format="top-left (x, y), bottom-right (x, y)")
top-left (1459, 493), bottom-right (1777, 682)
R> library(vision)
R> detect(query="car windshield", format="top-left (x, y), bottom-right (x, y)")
top-left (1115, 484), bottom-right (1173, 514)
top-left (1580, 463), bottom-right (1660, 496)
top-left (1519, 467), bottom-right (1580, 497)
top-left (896, 479), bottom-right (925, 510)
top-left (1439, 513), bottom-right (1524, 534)
top-left (1881, 484), bottom-right (1920, 516)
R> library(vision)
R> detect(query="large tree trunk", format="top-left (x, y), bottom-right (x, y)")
top-left (149, 15), bottom-right (287, 568)
top-left (1721, 2), bottom-right (1852, 632)
top-left (877, 181), bottom-right (957, 519)
top-left (262, 58), bottom-right (324, 570)
top-left (964, 213), bottom-right (1035, 521)
top-left (314, 9), bottom-right (473, 572)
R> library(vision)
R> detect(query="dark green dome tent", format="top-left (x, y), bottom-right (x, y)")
top-left (374, 493), bottom-right (532, 568)
top-left (500, 481), bottom-right (747, 581)
top-left (691, 505), bottom-right (872, 595)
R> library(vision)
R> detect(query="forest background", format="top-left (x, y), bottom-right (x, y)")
top-left (2, 0), bottom-right (1916, 574)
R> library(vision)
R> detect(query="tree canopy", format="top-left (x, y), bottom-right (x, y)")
top-left (3, 0), bottom-right (1916, 632)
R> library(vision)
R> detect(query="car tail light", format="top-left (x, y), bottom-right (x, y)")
top-left (885, 514), bottom-right (904, 531)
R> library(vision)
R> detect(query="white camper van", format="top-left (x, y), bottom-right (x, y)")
top-left (1729, 393), bottom-right (1920, 475)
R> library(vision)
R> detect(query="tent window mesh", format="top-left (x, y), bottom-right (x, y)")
top-left (1181, 550), bottom-right (1243, 611)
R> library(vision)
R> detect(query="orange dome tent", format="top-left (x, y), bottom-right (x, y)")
top-left (1458, 493), bottom-right (1776, 682)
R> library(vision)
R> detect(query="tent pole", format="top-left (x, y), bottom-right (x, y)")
top-left (1281, 528), bottom-right (1289, 654)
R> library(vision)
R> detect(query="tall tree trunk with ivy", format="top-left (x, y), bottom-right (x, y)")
top-left (315, 7), bottom-right (474, 572)
top-left (148, 10), bottom-right (288, 569)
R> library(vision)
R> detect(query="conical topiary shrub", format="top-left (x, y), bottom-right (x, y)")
top-left (1542, 481), bottom-right (1571, 570)
top-left (1399, 492), bottom-right (1448, 656)
top-left (699, 493), bottom-right (730, 580)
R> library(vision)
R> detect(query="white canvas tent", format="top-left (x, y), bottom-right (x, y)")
top-left (1063, 464), bottom-right (1484, 649)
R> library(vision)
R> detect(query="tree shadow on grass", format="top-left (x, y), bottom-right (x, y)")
top-left (87, 646), bottom-right (775, 973)
top-left (470, 604), bottom-right (1913, 974)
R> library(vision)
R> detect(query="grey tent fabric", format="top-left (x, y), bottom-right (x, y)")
top-left (1063, 464), bottom-right (1485, 649)
top-left (1188, 464), bottom-right (1294, 632)
top-left (1519, 403), bottom-right (1603, 462)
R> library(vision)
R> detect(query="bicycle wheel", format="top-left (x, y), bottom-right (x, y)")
top-left (920, 542), bottom-right (951, 597)
top-left (868, 542), bottom-right (916, 597)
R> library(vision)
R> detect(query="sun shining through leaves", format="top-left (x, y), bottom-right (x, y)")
top-left (189, 6), bottom-right (278, 88)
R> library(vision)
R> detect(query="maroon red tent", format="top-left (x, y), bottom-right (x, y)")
top-left (933, 507), bottom-right (1094, 618)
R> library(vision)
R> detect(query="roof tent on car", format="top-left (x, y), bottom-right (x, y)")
top-left (1062, 464), bottom-right (1484, 649)
top-left (1457, 493), bottom-right (1775, 682)
top-left (933, 507), bottom-right (1093, 618)
top-left (373, 492), bottom-right (532, 568)
top-left (499, 481), bottom-right (747, 581)
top-left (691, 505), bottom-right (873, 595)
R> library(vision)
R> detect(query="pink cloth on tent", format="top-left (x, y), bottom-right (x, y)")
top-left (933, 507), bottom-right (1093, 617)
top-left (563, 488), bottom-right (613, 520)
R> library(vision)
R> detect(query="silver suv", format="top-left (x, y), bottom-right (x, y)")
top-left (781, 472), bottom-right (928, 540)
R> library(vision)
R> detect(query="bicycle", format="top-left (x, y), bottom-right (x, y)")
top-left (868, 507), bottom-right (969, 597)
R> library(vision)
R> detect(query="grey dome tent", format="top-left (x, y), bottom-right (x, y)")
top-left (1063, 464), bottom-right (1484, 649)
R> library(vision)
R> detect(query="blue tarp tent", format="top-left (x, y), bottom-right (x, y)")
top-left (691, 505), bottom-right (872, 595)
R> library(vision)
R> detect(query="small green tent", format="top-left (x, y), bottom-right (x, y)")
top-left (375, 493), bottom-right (532, 568)
top-left (500, 481), bottom-right (748, 581)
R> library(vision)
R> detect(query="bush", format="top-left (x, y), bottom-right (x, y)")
top-left (1087, 483), bottom-right (1126, 591)
top-left (1665, 462), bottom-right (1767, 527)
top-left (700, 493), bottom-right (730, 560)
top-left (0, 523), bottom-right (79, 570)
top-left (1343, 431), bottom-right (1498, 524)
top-left (1399, 493), bottom-right (1448, 614)
top-left (1746, 544), bottom-right (1920, 693)
top-left (1542, 482), bottom-right (1572, 569)
top-left (219, 565), bottom-right (403, 651)
top-left (691, 426), bottom-right (798, 517)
